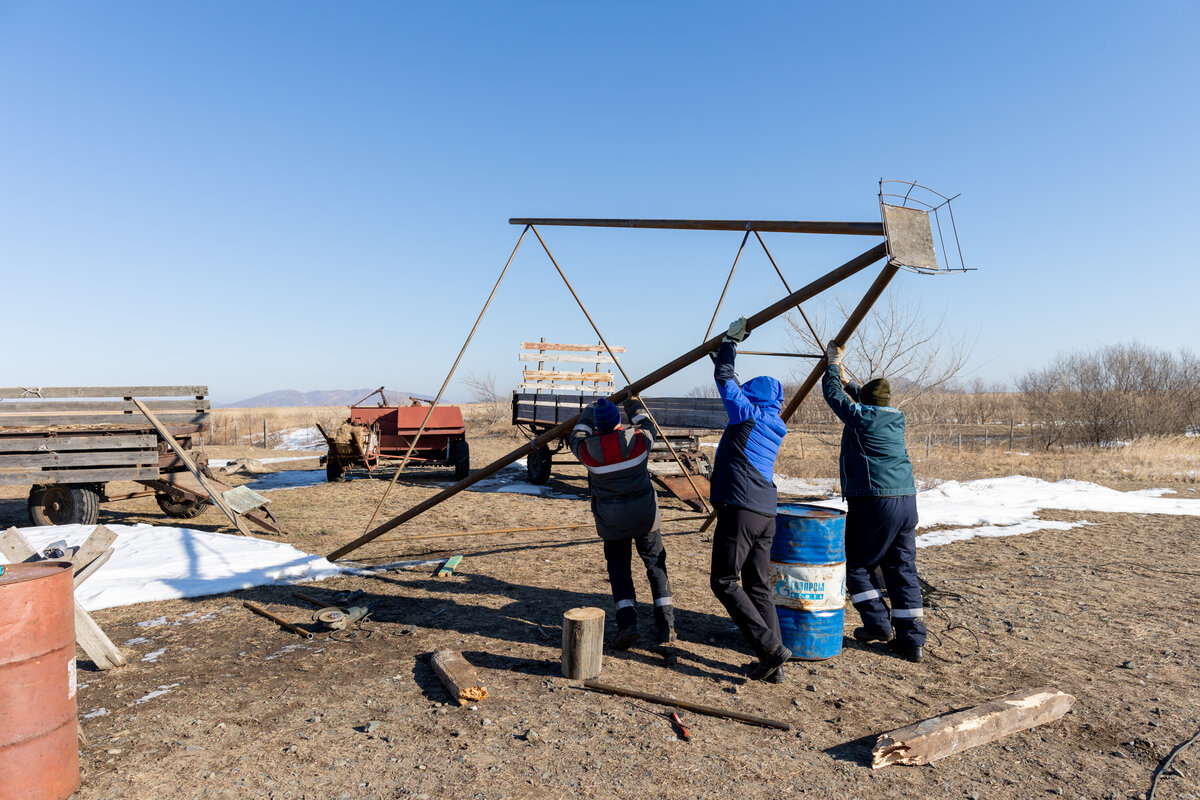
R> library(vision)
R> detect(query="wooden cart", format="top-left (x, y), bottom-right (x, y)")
top-left (0, 386), bottom-right (282, 533)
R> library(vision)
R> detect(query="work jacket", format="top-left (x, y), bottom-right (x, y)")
top-left (822, 364), bottom-right (916, 498)
top-left (568, 400), bottom-right (661, 541)
top-left (710, 342), bottom-right (787, 516)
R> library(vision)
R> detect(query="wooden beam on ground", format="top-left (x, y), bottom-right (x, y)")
top-left (437, 555), bottom-right (463, 577)
top-left (130, 398), bottom-right (252, 537)
top-left (431, 647), bottom-right (488, 705)
top-left (583, 679), bottom-right (791, 731)
top-left (68, 524), bottom-right (117, 573)
top-left (871, 687), bottom-right (1076, 769)
top-left (0, 526), bottom-right (125, 670)
top-left (325, 242), bottom-right (888, 561)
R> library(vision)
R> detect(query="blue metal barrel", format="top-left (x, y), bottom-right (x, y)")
top-left (770, 503), bottom-right (846, 660)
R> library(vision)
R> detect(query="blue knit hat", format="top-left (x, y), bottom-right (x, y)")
top-left (593, 399), bottom-right (621, 432)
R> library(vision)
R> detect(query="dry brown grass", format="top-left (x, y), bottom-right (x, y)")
top-left (208, 406), bottom-right (348, 446)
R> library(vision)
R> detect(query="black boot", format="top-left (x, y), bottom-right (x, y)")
top-left (853, 626), bottom-right (893, 643)
top-left (748, 645), bottom-right (791, 681)
top-left (888, 638), bottom-right (924, 663)
top-left (612, 626), bottom-right (640, 650)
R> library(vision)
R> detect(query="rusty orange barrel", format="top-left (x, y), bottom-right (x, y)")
top-left (0, 561), bottom-right (80, 800)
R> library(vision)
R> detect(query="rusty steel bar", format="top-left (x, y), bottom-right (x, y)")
top-left (325, 242), bottom-right (888, 561)
top-left (583, 679), bottom-right (791, 731)
top-left (243, 600), bottom-right (314, 640)
top-left (529, 225), bottom-right (711, 514)
top-left (737, 350), bottom-right (823, 359)
top-left (702, 230), bottom-right (751, 343)
top-left (359, 226), bottom-right (530, 535)
top-left (376, 514), bottom-right (710, 543)
top-left (509, 218), bottom-right (884, 236)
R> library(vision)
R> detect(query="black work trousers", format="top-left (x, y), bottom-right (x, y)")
top-left (844, 494), bottom-right (926, 646)
top-left (709, 504), bottom-right (782, 659)
top-left (602, 527), bottom-right (673, 630)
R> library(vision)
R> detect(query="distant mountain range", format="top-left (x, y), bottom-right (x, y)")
top-left (215, 388), bottom-right (431, 408)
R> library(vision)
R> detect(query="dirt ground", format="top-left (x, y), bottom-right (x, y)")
top-left (2, 431), bottom-right (1198, 800)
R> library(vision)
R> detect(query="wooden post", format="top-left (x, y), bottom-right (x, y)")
top-left (926, 431), bottom-right (931, 457)
top-left (431, 647), bottom-right (488, 705)
top-left (262, 420), bottom-right (268, 448)
top-left (1009, 419), bottom-right (1015, 450)
top-left (872, 687), bottom-right (1075, 768)
top-left (561, 607), bottom-right (605, 680)
top-left (958, 433), bottom-right (962, 455)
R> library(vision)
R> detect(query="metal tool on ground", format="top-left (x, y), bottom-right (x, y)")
top-left (583, 679), bottom-right (791, 731)
top-left (243, 600), bottom-right (314, 640)
top-left (669, 712), bottom-right (691, 741)
top-left (290, 590), bottom-right (371, 632)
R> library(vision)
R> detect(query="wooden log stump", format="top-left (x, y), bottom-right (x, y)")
top-left (561, 607), bottom-right (604, 679)
top-left (872, 686), bottom-right (1076, 768)
top-left (431, 647), bottom-right (487, 705)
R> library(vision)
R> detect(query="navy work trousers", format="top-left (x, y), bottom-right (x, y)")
top-left (710, 504), bottom-right (782, 659)
top-left (844, 494), bottom-right (925, 646)
top-left (603, 526), bottom-right (673, 630)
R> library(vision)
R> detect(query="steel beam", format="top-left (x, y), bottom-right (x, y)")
top-left (325, 241), bottom-right (889, 561)
top-left (508, 218), bottom-right (884, 236)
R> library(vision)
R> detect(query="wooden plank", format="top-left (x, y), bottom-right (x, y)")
top-left (0, 434), bottom-right (157, 452)
top-left (517, 384), bottom-right (612, 393)
top-left (129, 398), bottom-right (252, 537)
top-left (0, 412), bottom-right (210, 428)
top-left (74, 548), bottom-right (114, 588)
top-left (438, 555), bottom-right (463, 577)
top-left (519, 343), bottom-right (625, 353)
top-left (0, 465), bottom-right (161, 486)
top-left (0, 386), bottom-right (207, 399)
top-left (521, 370), bottom-right (614, 383)
top-left (0, 527), bottom-right (125, 670)
top-left (518, 353), bottom-right (618, 364)
top-left (0, 450), bottom-right (156, 469)
top-left (431, 647), bottom-right (488, 705)
top-left (871, 687), bottom-right (1076, 769)
top-left (68, 525), bottom-right (119, 573)
top-left (0, 399), bottom-right (209, 413)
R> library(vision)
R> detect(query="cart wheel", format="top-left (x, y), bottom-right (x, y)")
top-left (453, 440), bottom-right (470, 480)
top-left (28, 484), bottom-right (100, 527)
top-left (527, 444), bottom-right (552, 485)
top-left (326, 457), bottom-right (346, 482)
top-left (155, 493), bottom-right (211, 519)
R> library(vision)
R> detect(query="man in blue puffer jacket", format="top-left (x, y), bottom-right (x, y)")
top-left (709, 316), bottom-right (792, 682)
top-left (822, 341), bottom-right (925, 663)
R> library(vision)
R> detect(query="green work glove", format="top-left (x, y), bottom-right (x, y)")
top-left (723, 316), bottom-right (750, 344)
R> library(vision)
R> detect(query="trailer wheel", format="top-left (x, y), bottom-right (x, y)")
top-left (326, 456), bottom-right (346, 482)
top-left (452, 440), bottom-right (470, 480)
top-left (527, 444), bottom-right (552, 485)
top-left (28, 484), bottom-right (100, 527)
top-left (155, 493), bottom-right (211, 519)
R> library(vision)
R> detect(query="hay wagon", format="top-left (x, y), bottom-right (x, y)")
top-left (318, 388), bottom-right (470, 482)
top-left (511, 341), bottom-right (726, 509)
top-left (0, 385), bottom-right (282, 533)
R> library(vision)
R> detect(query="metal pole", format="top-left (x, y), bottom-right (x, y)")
top-left (509, 218), bottom-right (884, 236)
top-left (325, 242), bottom-right (888, 561)
top-left (702, 231), bottom-right (750, 342)
top-left (529, 225), bottom-right (711, 513)
top-left (359, 226), bottom-right (530, 535)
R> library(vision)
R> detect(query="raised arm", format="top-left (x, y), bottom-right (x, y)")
top-left (714, 341), bottom-right (755, 424)
top-left (623, 398), bottom-right (657, 446)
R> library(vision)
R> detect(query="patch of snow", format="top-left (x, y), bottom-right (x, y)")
top-left (1, 523), bottom-right (344, 611)
top-left (136, 616), bottom-right (168, 628)
top-left (207, 456), bottom-right (318, 468)
top-left (274, 427), bottom-right (327, 451)
top-left (124, 637), bottom-right (151, 645)
top-left (141, 648), bottom-right (167, 663)
top-left (82, 708), bottom-right (109, 719)
top-left (776, 476), bottom-right (838, 497)
top-left (134, 684), bottom-right (179, 704)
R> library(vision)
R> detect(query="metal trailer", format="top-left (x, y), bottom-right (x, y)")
top-left (0, 386), bottom-right (282, 533)
top-left (317, 388), bottom-right (470, 482)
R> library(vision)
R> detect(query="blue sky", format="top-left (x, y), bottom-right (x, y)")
top-left (2, 2), bottom-right (1196, 402)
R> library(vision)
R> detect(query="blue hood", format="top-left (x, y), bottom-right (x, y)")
top-left (742, 375), bottom-right (783, 413)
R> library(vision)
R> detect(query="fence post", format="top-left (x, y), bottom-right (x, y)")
top-left (234, 425), bottom-right (239, 446)
top-left (958, 433), bottom-right (962, 455)
top-left (926, 431), bottom-right (931, 457)
top-left (263, 420), bottom-right (268, 449)
top-left (1009, 419), bottom-right (1014, 450)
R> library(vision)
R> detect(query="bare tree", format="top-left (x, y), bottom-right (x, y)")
top-left (784, 291), bottom-right (973, 412)
top-left (463, 371), bottom-right (507, 425)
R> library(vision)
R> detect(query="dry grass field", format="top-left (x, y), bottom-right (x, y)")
top-left (2, 405), bottom-right (1197, 799)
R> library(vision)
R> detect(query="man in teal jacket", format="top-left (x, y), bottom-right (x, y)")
top-left (822, 342), bottom-right (925, 662)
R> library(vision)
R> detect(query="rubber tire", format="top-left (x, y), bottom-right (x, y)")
top-left (155, 493), bottom-right (211, 519)
top-left (28, 484), bottom-right (100, 527)
top-left (326, 457), bottom-right (346, 482)
top-left (527, 444), bottom-right (552, 485)
top-left (453, 440), bottom-right (470, 481)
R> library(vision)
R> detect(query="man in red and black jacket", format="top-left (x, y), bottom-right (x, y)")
top-left (569, 397), bottom-right (675, 649)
